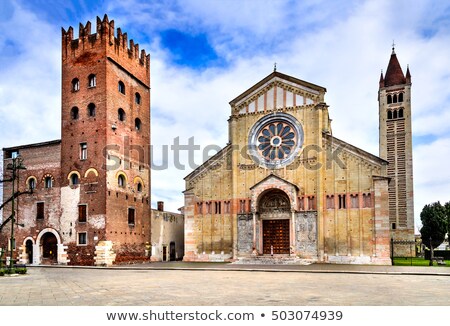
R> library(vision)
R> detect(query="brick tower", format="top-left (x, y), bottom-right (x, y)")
top-left (61, 15), bottom-right (151, 264)
top-left (378, 46), bottom-right (414, 255)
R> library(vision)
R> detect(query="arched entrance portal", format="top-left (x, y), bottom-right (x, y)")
top-left (41, 232), bottom-right (58, 264)
top-left (258, 189), bottom-right (291, 255)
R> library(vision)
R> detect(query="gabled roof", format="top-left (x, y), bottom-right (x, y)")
top-left (229, 71), bottom-right (326, 106)
top-left (250, 173), bottom-right (299, 191)
top-left (322, 133), bottom-right (388, 166)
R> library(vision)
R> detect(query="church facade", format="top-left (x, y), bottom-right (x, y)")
top-left (183, 50), bottom-right (414, 264)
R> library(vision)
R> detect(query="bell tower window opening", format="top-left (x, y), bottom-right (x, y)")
top-left (135, 118), bottom-right (142, 131)
top-left (88, 74), bottom-right (96, 88)
top-left (80, 143), bottom-right (87, 160)
top-left (118, 81), bottom-right (125, 94)
top-left (87, 103), bottom-right (96, 117)
top-left (387, 110), bottom-right (392, 119)
top-left (136, 182), bottom-right (143, 192)
top-left (28, 177), bottom-right (36, 191)
top-left (71, 107), bottom-right (79, 120)
top-left (128, 207), bottom-right (135, 225)
top-left (387, 94), bottom-right (392, 104)
top-left (118, 108), bottom-right (126, 122)
top-left (72, 78), bottom-right (79, 92)
top-left (135, 92), bottom-right (141, 105)
top-left (393, 94), bottom-right (398, 103)
top-left (398, 92), bottom-right (403, 102)
top-left (399, 108), bottom-right (404, 118)
top-left (393, 110), bottom-right (398, 119)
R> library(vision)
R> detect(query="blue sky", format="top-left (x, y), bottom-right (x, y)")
top-left (1, 0), bottom-right (450, 231)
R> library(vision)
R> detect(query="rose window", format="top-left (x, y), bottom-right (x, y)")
top-left (248, 113), bottom-right (304, 169)
top-left (257, 122), bottom-right (296, 160)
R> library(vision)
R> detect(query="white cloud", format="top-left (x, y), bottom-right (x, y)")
top-left (2, 0), bottom-right (450, 231)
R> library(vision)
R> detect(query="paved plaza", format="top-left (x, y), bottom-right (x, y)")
top-left (0, 263), bottom-right (449, 306)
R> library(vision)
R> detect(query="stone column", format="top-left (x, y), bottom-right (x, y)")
top-left (252, 211), bottom-right (257, 252)
top-left (291, 209), bottom-right (296, 255)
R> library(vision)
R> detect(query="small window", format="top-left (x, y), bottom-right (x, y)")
top-left (72, 78), bottom-right (80, 92)
top-left (28, 178), bottom-right (36, 191)
top-left (387, 94), bottom-right (392, 104)
top-left (78, 232), bottom-right (87, 245)
top-left (135, 92), bottom-right (141, 105)
top-left (387, 110), bottom-right (392, 119)
top-left (70, 173), bottom-right (79, 186)
top-left (398, 93), bottom-right (403, 102)
top-left (393, 110), bottom-right (398, 119)
top-left (78, 204), bottom-right (87, 223)
top-left (308, 196), bottom-right (316, 210)
top-left (118, 174), bottom-right (126, 188)
top-left (239, 200), bottom-right (245, 213)
top-left (350, 194), bottom-right (359, 208)
top-left (136, 182), bottom-right (143, 192)
top-left (128, 207), bottom-right (135, 225)
top-left (393, 94), bottom-right (398, 103)
top-left (197, 202), bottom-right (203, 214)
top-left (135, 118), bottom-right (141, 131)
top-left (87, 103), bottom-right (96, 117)
top-left (338, 194), bottom-right (346, 209)
top-left (399, 108), bottom-right (404, 118)
top-left (44, 176), bottom-right (53, 189)
top-left (326, 195), bottom-right (335, 209)
top-left (391, 222), bottom-right (397, 230)
top-left (363, 193), bottom-right (372, 208)
top-left (80, 143), bottom-right (87, 160)
top-left (206, 202), bottom-right (212, 214)
top-left (36, 202), bottom-right (44, 220)
top-left (71, 107), bottom-right (79, 120)
top-left (215, 201), bottom-right (221, 214)
top-left (118, 108), bottom-right (126, 122)
top-left (298, 196), bottom-right (305, 211)
top-left (118, 81), bottom-right (125, 94)
top-left (88, 74), bottom-right (96, 88)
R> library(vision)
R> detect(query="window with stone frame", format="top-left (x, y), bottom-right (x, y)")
top-left (88, 74), bottom-right (96, 88)
top-left (72, 78), bottom-right (80, 91)
top-left (215, 201), bottom-right (221, 214)
top-left (78, 232), bottom-right (87, 245)
top-left (307, 196), bottom-right (316, 210)
top-left (197, 202), bottom-right (203, 214)
top-left (363, 193), bottom-right (372, 208)
top-left (338, 194), bottom-right (346, 209)
top-left (44, 176), bottom-right (53, 189)
top-left (78, 204), bottom-right (87, 223)
top-left (80, 142), bottom-right (87, 160)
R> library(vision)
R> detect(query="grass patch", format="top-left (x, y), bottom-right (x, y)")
top-left (393, 257), bottom-right (450, 266)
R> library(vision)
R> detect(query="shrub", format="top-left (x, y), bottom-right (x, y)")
top-left (15, 267), bottom-right (27, 274)
top-left (0, 269), bottom-right (5, 276)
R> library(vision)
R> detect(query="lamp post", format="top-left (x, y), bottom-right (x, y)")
top-left (6, 155), bottom-right (26, 272)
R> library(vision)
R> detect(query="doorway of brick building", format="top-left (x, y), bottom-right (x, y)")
top-left (25, 239), bottom-right (33, 264)
top-left (162, 245), bottom-right (167, 261)
top-left (41, 232), bottom-right (57, 264)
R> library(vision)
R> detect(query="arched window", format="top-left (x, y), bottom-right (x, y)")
top-left (393, 94), bottom-right (398, 103)
top-left (70, 173), bottom-right (79, 186)
top-left (28, 178), bottom-right (36, 190)
top-left (88, 74), bottom-right (96, 88)
top-left (118, 108), bottom-right (126, 121)
top-left (136, 182), bottom-right (143, 192)
top-left (398, 93), bottom-right (404, 102)
top-left (387, 110), bottom-right (392, 119)
top-left (87, 103), bottom-right (96, 117)
top-left (399, 108), bottom-right (404, 118)
top-left (71, 107), bottom-right (79, 120)
top-left (393, 110), bottom-right (398, 119)
top-left (135, 118), bottom-right (141, 131)
top-left (44, 176), bottom-right (53, 189)
top-left (135, 92), bottom-right (141, 105)
top-left (118, 174), bottom-right (126, 188)
top-left (387, 94), bottom-right (392, 104)
top-left (72, 78), bottom-right (80, 92)
top-left (118, 81), bottom-right (125, 94)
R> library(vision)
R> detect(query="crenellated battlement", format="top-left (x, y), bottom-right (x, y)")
top-left (62, 14), bottom-right (150, 69)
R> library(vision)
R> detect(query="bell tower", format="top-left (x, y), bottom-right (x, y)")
top-left (60, 15), bottom-right (151, 264)
top-left (378, 46), bottom-right (414, 254)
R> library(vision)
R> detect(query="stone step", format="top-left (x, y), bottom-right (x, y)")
top-left (233, 256), bottom-right (313, 265)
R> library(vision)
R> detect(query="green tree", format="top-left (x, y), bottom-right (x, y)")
top-left (420, 201), bottom-right (448, 248)
top-left (445, 201), bottom-right (450, 235)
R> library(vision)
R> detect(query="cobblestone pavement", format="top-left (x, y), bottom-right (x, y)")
top-left (0, 264), bottom-right (449, 306)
